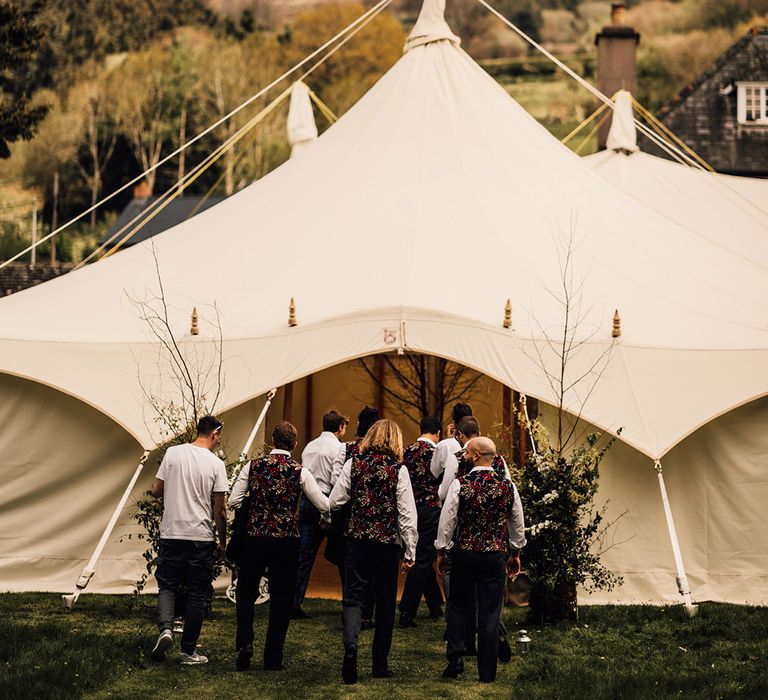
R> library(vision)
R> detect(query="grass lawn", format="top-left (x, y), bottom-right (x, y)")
top-left (1, 594), bottom-right (767, 699)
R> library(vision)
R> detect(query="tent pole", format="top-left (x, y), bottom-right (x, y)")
top-left (239, 388), bottom-right (277, 461)
top-left (62, 449), bottom-right (151, 612)
top-left (654, 459), bottom-right (698, 617)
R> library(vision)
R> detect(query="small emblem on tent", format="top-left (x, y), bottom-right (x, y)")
top-left (383, 329), bottom-right (398, 346)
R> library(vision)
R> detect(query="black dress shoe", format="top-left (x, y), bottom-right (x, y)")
top-left (442, 657), bottom-right (464, 679)
top-left (360, 619), bottom-right (375, 630)
top-left (290, 606), bottom-right (310, 620)
top-left (372, 667), bottom-right (394, 678)
top-left (429, 608), bottom-right (444, 620)
top-left (342, 647), bottom-right (358, 685)
top-left (498, 632), bottom-right (512, 663)
top-left (235, 644), bottom-right (253, 671)
top-left (398, 614), bottom-right (417, 628)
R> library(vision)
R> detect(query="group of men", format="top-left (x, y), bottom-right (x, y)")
top-left (148, 402), bottom-right (526, 684)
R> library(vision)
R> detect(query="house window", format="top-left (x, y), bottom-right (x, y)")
top-left (737, 82), bottom-right (768, 124)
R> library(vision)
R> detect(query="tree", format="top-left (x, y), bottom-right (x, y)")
top-left (358, 354), bottom-right (484, 429)
top-left (514, 226), bottom-right (623, 623)
top-left (287, 2), bottom-right (405, 117)
top-left (109, 41), bottom-right (198, 193)
top-left (196, 34), bottom-right (287, 194)
top-left (0, 2), bottom-right (49, 158)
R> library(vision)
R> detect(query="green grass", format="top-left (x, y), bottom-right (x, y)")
top-left (1, 594), bottom-right (767, 699)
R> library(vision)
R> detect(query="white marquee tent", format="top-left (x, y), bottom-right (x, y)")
top-left (1, 0), bottom-right (766, 605)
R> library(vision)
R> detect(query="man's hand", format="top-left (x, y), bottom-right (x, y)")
top-left (446, 423), bottom-right (456, 438)
top-left (435, 550), bottom-right (448, 578)
top-left (216, 542), bottom-right (227, 563)
top-left (507, 552), bottom-right (521, 580)
top-left (400, 559), bottom-right (415, 573)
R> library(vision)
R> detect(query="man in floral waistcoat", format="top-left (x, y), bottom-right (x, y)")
top-left (399, 415), bottom-right (444, 628)
top-left (228, 422), bottom-right (330, 672)
top-left (435, 437), bottom-right (526, 684)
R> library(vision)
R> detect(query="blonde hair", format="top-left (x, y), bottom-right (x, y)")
top-left (359, 419), bottom-right (404, 461)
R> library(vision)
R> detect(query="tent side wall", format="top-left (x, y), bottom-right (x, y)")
top-left (0, 373), bottom-right (268, 593)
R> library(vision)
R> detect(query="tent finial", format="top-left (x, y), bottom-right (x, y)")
top-left (503, 299), bottom-right (512, 328)
top-left (404, 0), bottom-right (460, 52)
top-left (190, 307), bottom-right (199, 336)
top-left (612, 309), bottom-right (621, 338)
top-left (289, 298), bottom-right (297, 327)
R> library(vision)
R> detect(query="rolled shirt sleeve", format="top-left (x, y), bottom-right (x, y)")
top-left (329, 459), bottom-right (352, 510)
top-left (438, 451), bottom-right (459, 503)
top-left (330, 443), bottom-right (348, 487)
top-left (508, 482), bottom-right (527, 551)
top-left (435, 479), bottom-right (461, 550)
top-left (228, 462), bottom-right (250, 509)
top-left (396, 466), bottom-right (418, 561)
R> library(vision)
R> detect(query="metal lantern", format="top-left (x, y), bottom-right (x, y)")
top-left (516, 629), bottom-right (532, 654)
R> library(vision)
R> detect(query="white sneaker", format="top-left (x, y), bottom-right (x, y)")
top-left (150, 629), bottom-right (173, 662)
top-left (180, 651), bottom-right (209, 665)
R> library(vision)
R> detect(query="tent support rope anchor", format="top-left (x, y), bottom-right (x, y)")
top-left (654, 459), bottom-right (698, 617)
top-left (62, 449), bottom-right (151, 612)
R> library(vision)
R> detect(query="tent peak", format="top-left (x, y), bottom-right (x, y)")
top-left (404, 0), bottom-right (460, 52)
top-left (606, 89), bottom-right (639, 154)
top-left (287, 81), bottom-right (318, 157)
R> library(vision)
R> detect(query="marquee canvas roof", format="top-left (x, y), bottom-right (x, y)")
top-left (0, 0), bottom-right (766, 459)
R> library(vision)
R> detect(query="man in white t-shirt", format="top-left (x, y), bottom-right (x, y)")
top-left (149, 415), bottom-right (228, 666)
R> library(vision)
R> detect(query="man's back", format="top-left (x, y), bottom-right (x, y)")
top-left (301, 432), bottom-right (342, 494)
top-left (158, 443), bottom-right (227, 541)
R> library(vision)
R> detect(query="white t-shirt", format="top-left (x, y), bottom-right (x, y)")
top-left (156, 443), bottom-right (228, 541)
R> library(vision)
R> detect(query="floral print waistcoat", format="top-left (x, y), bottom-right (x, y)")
top-left (456, 450), bottom-right (508, 480)
top-left (456, 470), bottom-right (515, 552)
top-left (246, 453), bottom-right (302, 538)
top-left (346, 451), bottom-right (400, 545)
top-left (403, 440), bottom-right (439, 509)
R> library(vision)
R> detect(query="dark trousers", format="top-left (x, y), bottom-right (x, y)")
top-left (446, 550), bottom-right (507, 682)
top-left (236, 535), bottom-right (300, 667)
top-left (295, 497), bottom-right (329, 607)
top-left (400, 505), bottom-right (443, 618)
top-left (155, 539), bottom-right (215, 655)
top-left (342, 539), bottom-right (400, 671)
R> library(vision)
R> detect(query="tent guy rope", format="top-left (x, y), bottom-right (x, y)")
top-left (0, 0), bottom-right (393, 270)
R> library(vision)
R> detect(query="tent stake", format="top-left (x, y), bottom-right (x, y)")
top-left (654, 460), bottom-right (698, 617)
top-left (62, 449), bottom-right (151, 612)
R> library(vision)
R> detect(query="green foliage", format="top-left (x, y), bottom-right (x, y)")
top-left (0, 2), bottom-right (49, 158)
top-left (514, 420), bottom-right (623, 623)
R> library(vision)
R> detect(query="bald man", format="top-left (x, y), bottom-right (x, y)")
top-left (435, 437), bottom-right (526, 683)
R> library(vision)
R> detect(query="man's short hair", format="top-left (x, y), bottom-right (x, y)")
top-left (197, 415), bottom-right (223, 436)
top-left (356, 406), bottom-right (380, 438)
top-left (322, 410), bottom-right (348, 433)
top-left (456, 416), bottom-right (480, 438)
top-left (420, 415), bottom-right (442, 435)
top-left (451, 402), bottom-right (473, 423)
top-left (273, 421), bottom-right (298, 451)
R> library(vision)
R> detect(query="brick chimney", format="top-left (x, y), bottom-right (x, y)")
top-left (133, 180), bottom-right (152, 200)
top-left (595, 3), bottom-right (640, 150)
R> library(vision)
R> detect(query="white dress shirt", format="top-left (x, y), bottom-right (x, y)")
top-left (301, 431), bottom-right (345, 495)
top-left (435, 466), bottom-right (526, 552)
top-left (438, 451), bottom-right (512, 503)
top-left (229, 449), bottom-right (330, 515)
top-left (329, 459), bottom-right (419, 561)
top-left (430, 436), bottom-right (460, 479)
